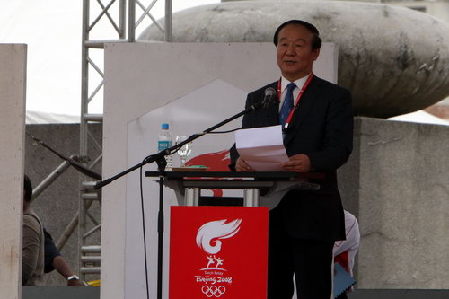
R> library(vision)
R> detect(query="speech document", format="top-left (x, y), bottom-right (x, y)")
top-left (235, 125), bottom-right (289, 171)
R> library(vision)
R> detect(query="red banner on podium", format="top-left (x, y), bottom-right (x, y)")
top-left (170, 206), bottom-right (269, 299)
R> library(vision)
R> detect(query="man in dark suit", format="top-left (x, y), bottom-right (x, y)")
top-left (229, 20), bottom-right (353, 299)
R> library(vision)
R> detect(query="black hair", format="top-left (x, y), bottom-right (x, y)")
top-left (24, 174), bottom-right (32, 202)
top-left (273, 20), bottom-right (322, 49)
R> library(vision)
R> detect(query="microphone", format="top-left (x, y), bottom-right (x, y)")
top-left (262, 87), bottom-right (277, 108)
top-left (251, 87), bottom-right (277, 111)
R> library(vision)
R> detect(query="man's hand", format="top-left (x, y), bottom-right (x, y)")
top-left (281, 154), bottom-right (312, 172)
top-left (235, 157), bottom-right (254, 171)
top-left (67, 277), bottom-right (84, 286)
top-left (53, 256), bottom-right (84, 286)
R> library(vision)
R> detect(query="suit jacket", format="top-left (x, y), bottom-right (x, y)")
top-left (230, 75), bottom-right (353, 242)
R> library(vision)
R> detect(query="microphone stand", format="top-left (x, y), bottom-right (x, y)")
top-left (95, 100), bottom-right (265, 190)
top-left (95, 100), bottom-right (265, 299)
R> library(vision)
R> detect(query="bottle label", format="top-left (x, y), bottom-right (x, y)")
top-left (158, 140), bottom-right (172, 152)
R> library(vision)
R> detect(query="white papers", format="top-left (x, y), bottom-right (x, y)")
top-left (235, 125), bottom-right (289, 171)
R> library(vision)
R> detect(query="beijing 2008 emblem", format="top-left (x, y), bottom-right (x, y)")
top-left (194, 219), bottom-right (242, 298)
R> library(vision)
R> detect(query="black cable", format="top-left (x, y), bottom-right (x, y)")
top-left (206, 127), bottom-right (241, 134)
top-left (139, 164), bottom-right (150, 299)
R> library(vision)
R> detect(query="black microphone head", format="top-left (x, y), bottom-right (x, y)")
top-left (265, 87), bottom-right (276, 97)
top-left (263, 87), bottom-right (277, 108)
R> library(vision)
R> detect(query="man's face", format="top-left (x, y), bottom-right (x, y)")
top-left (276, 24), bottom-right (320, 81)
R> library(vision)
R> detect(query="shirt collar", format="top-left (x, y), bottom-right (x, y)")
top-left (280, 74), bottom-right (312, 93)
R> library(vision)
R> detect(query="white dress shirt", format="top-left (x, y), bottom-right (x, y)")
top-left (278, 74), bottom-right (312, 112)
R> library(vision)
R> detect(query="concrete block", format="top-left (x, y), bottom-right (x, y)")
top-left (0, 44), bottom-right (27, 299)
top-left (339, 117), bottom-right (449, 288)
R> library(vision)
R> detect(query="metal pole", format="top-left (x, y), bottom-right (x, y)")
top-left (80, 0), bottom-right (91, 282)
top-left (119, 0), bottom-right (127, 39)
top-left (185, 188), bottom-right (199, 206)
top-left (81, 3), bottom-right (89, 154)
top-left (165, 0), bottom-right (172, 41)
top-left (32, 160), bottom-right (71, 200)
top-left (128, 0), bottom-right (136, 42)
top-left (157, 176), bottom-right (164, 299)
top-left (243, 189), bottom-right (260, 207)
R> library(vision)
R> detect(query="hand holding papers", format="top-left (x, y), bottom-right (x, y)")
top-left (235, 125), bottom-right (289, 171)
top-left (235, 125), bottom-right (319, 205)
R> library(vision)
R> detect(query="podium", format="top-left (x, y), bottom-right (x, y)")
top-left (145, 170), bottom-right (322, 299)
top-left (145, 170), bottom-right (320, 207)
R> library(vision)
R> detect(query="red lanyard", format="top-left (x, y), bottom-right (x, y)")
top-left (277, 74), bottom-right (314, 129)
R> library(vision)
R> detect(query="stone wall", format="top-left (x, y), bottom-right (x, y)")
top-left (25, 123), bottom-right (101, 286)
top-left (339, 117), bottom-right (449, 288)
top-left (25, 118), bottom-right (449, 289)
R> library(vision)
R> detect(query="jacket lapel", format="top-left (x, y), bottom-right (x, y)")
top-left (283, 76), bottom-right (320, 146)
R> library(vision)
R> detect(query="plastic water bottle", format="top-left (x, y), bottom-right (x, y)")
top-left (157, 123), bottom-right (173, 170)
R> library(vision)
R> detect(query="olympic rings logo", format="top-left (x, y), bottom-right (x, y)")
top-left (201, 286), bottom-right (226, 297)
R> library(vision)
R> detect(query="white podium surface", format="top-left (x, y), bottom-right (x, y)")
top-left (0, 44), bottom-right (27, 299)
top-left (102, 42), bottom-right (337, 299)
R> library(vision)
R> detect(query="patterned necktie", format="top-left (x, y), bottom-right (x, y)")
top-left (279, 82), bottom-right (296, 126)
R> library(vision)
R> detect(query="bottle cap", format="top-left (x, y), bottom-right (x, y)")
top-left (161, 123), bottom-right (169, 129)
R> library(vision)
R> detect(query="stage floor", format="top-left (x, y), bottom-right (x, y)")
top-left (22, 287), bottom-right (449, 299)
top-left (349, 289), bottom-right (449, 299)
